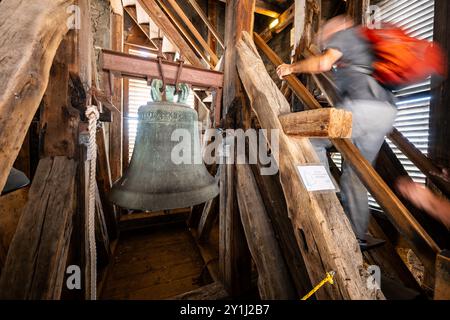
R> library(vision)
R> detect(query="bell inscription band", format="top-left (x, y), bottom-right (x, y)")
top-left (109, 81), bottom-right (219, 211)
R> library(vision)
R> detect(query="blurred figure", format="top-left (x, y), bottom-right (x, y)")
top-left (277, 15), bottom-right (397, 249)
top-left (397, 176), bottom-right (450, 230)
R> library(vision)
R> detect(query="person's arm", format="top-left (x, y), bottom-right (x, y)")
top-left (396, 178), bottom-right (450, 230)
top-left (427, 196), bottom-right (450, 229)
top-left (276, 48), bottom-right (343, 79)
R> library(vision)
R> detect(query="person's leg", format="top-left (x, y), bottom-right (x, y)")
top-left (310, 138), bottom-right (332, 166)
top-left (340, 163), bottom-right (370, 239)
top-left (340, 100), bottom-right (397, 240)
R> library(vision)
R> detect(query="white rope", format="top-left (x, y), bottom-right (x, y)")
top-left (85, 106), bottom-right (99, 300)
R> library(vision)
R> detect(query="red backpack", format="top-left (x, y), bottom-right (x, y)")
top-left (360, 26), bottom-right (447, 89)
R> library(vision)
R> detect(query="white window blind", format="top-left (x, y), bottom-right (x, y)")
top-left (369, 0), bottom-right (435, 209)
top-left (127, 48), bottom-right (195, 160)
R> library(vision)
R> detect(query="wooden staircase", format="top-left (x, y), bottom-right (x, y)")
top-left (251, 32), bottom-right (450, 298)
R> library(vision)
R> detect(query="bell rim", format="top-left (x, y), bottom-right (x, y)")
top-left (109, 182), bottom-right (219, 212)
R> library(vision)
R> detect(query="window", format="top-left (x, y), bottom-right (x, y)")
top-left (126, 48), bottom-right (195, 161)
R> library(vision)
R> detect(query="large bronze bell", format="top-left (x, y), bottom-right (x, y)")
top-left (109, 81), bottom-right (219, 211)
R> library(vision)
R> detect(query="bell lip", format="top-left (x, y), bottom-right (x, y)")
top-left (109, 183), bottom-right (219, 212)
top-left (1, 168), bottom-right (30, 196)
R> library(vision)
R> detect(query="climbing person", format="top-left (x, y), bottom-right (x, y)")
top-left (276, 15), bottom-right (398, 250)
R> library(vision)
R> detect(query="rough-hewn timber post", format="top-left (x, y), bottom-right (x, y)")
top-left (219, 0), bottom-right (255, 297)
top-left (0, 0), bottom-right (71, 193)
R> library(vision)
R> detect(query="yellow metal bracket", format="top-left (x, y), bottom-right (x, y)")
top-left (301, 271), bottom-right (335, 300)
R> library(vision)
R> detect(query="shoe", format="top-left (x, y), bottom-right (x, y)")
top-left (358, 235), bottom-right (386, 251)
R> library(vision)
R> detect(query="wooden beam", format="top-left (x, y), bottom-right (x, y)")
top-left (236, 163), bottom-right (297, 299)
top-left (254, 32), bottom-right (440, 272)
top-left (95, 184), bottom-right (112, 266)
top-left (430, 0), bottom-right (450, 173)
top-left (215, 0), bottom-right (281, 18)
top-left (139, 0), bottom-right (205, 68)
top-left (293, 0), bottom-right (306, 49)
top-left (110, 12), bottom-right (124, 183)
top-left (389, 127), bottom-right (450, 199)
top-left (237, 31), bottom-right (379, 300)
top-left (110, 0), bottom-right (124, 16)
top-left (222, 0), bottom-right (256, 113)
top-left (69, 0), bottom-right (93, 88)
top-left (347, 0), bottom-right (370, 26)
top-left (259, 4), bottom-right (295, 43)
top-left (169, 281), bottom-right (228, 300)
top-left (219, 0), bottom-right (255, 298)
top-left (197, 196), bottom-right (220, 243)
top-left (122, 45), bottom-right (131, 171)
top-left (190, 228), bottom-right (221, 283)
top-left (249, 160), bottom-right (312, 296)
top-left (0, 157), bottom-right (77, 299)
top-left (187, 0), bottom-right (225, 49)
top-left (40, 39), bottom-right (81, 159)
top-left (365, 216), bottom-right (425, 294)
top-left (119, 209), bottom-right (189, 232)
top-left (124, 41), bottom-right (159, 54)
top-left (255, 0), bottom-right (281, 18)
top-left (280, 108), bottom-right (352, 138)
top-left (0, 0), bottom-right (71, 193)
top-left (0, 187), bottom-right (28, 274)
top-left (96, 124), bottom-right (118, 239)
top-left (219, 152), bottom-right (252, 297)
top-left (207, 0), bottom-right (219, 54)
top-left (100, 49), bottom-right (223, 89)
top-left (66, 0), bottom-right (93, 301)
top-left (434, 250), bottom-right (450, 300)
top-left (154, 0), bottom-right (213, 67)
top-left (166, 0), bottom-right (219, 66)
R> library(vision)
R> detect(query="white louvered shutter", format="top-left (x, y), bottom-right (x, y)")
top-left (368, 0), bottom-right (435, 209)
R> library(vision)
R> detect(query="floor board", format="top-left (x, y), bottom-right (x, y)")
top-left (101, 224), bottom-right (209, 300)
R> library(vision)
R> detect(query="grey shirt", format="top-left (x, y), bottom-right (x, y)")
top-left (325, 27), bottom-right (395, 104)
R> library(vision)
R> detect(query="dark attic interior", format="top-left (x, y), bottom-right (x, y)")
top-left (0, 0), bottom-right (450, 305)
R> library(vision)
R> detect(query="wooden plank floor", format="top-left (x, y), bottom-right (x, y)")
top-left (101, 224), bottom-right (209, 300)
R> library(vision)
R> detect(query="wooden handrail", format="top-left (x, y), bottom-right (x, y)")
top-left (166, 0), bottom-right (219, 66)
top-left (387, 128), bottom-right (450, 199)
top-left (253, 32), bottom-right (440, 271)
top-left (186, 0), bottom-right (225, 49)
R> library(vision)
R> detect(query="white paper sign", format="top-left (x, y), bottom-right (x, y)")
top-left (297, 165), bottom-right (336, 192)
